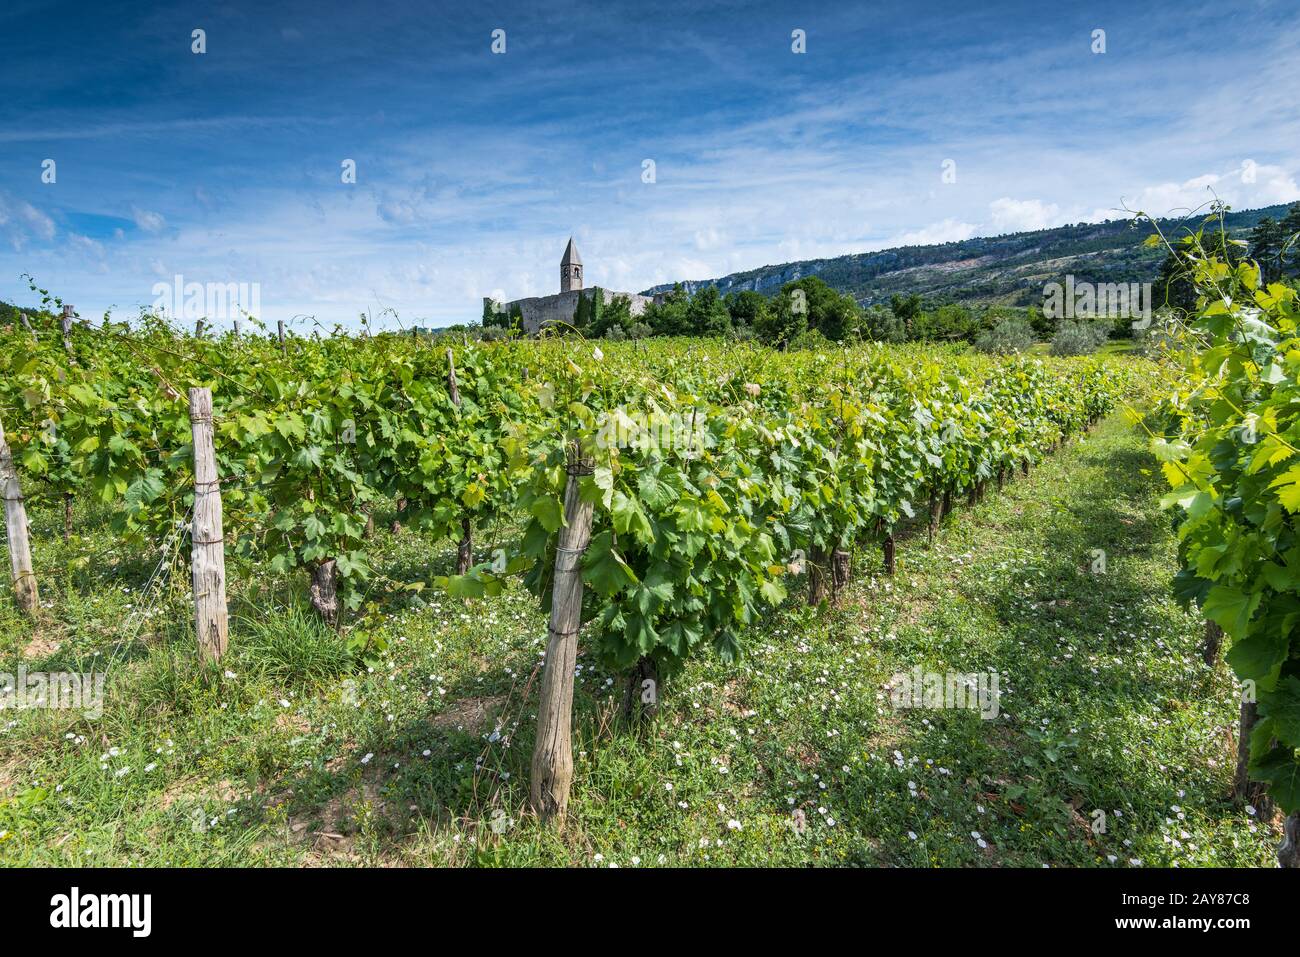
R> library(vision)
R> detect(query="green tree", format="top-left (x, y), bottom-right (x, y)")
top-left (1280, 203), bottom-right (1300, 278)
top-left (482, 298), bottom-right (506, 328)
top-left (861, 303), bottom-right (905, 343)
top-left (911, 303), bottom-right (977, 342)
top-left (643, 285), bottom-right (689, 336)
top-left (889, 293), bottom-right (923, 330)
top-left (776, 276), bottom-right (860, 341)
top-left (755, 289), bottom-right (808, 347)
top-left (573, 292), bottom-right (592, 331)
top-left (1249, 217), bottom-right (1286, 285)
top-left (724, 290), bottom-right (769, 331)
top-left (592, 293), bottom-right (631, 338)
top-left (685, 285), bottom-right (731, 336)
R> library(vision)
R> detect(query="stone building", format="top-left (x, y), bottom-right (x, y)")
top-left (487, 237), bottom-right (655, 335)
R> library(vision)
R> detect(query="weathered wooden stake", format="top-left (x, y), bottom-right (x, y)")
top-left (188, 388), bottom-right (229, 663)
top-left (446, 348), bottom-right (472, 574)
top-left (808, 544), bottom-right (829, 605)
top-left (232, 319), bottom-right (241, 336)
top-left (0, 416), bottom-right (39, 615)
top-left (530, 447), bottom-right (595, 823)
top-left (19, 312), bottom-right (33, 333)
top-left (1280, 813), bottom-right (1300, 868)
top-left (1234, 698), bottom-right (1269, 811)
top-left (831, 548), bottom-right (851, 599)
top-left (1201, 620), bottom-right (1223, 667)
top-left (310, 559), bottom-right (339, 628)
top-left (195, 319), bottom-right (205, 337)
top-left (446, 348), bottom-right (461, 406)
top-left (621, 655), bottom-right (660, 724)
top-left (883, 533), bottom-right (896, 575)
top-left (456, 516), bottom-right (472, 575)
top-left (60, 305), bottom-right (74, 355)
top-left (277, 319), bottom-right (287, 354)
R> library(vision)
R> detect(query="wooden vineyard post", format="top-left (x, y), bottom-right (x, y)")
top-left (446, 348), bottom-right (462, 406)
top-left (807, 544), bottom-right (829, 605)
top-left (530, 446), bottom-right (595, 823)
top-left (188, 388), bottom-right (229, 663)
top-left (310, 559), bottom-right (339, 628)
top-left (831, 548), bottom-right (851, 600)
top-left (446, 348), bottom-right (472, 575)
top-left (1201, 620), bottom-right (1223, 667)
top-left (883, 532), bottom-right (896, 575)
top-left (232, 318), bottom-right (241, 337)
top-left (277, 320), bottom-right (287, 354)
top-left (0, 415), bottom-right (39, 615)
top-left (456, 517), bottom-right (472, 575)
top-left (1281, 813), bottom-right (1300, 868)
top-left (60, 305), bottom-right (74, 355)
top-left (195, 319), bottom-right (205, 338)
top-left (1234, 698), bottom-right (1270, 812)
top-left (621, 655), bottom-right (660, 724)
top-left (19, 311), bottom-right (33, 334)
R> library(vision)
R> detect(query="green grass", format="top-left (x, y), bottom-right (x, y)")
top-left (0, 415), bottom-right (1279, 866)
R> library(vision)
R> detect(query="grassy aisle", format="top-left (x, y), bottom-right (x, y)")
top-left (0, 415), bottom-right (1278, 866)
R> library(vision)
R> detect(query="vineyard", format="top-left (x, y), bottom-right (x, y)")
top-left (0, 281), bottom-right (1292, 867)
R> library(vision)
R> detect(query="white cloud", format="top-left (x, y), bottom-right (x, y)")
top-left (888, 219), bottom-right (979, 247)
top-left (1097, 163), bottom-right (1300, 221)
top-left (131, 207), bottom-right (166, 233)
top-left (988, 198), bottom-right (1063, 233)
top-left (0, 192), bottom-right (56, 251)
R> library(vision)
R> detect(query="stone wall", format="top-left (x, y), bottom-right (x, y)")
top-left (489, 287), bottom-right (653, 334)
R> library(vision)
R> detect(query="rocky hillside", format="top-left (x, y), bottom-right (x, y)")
top-left (643, 205), bottom-right (1288, 307)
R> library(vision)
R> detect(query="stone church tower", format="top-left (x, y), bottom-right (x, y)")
top-left (493, 237), bottom-right (654, 334)
top-left (560, 237), bottom-right (583, 292)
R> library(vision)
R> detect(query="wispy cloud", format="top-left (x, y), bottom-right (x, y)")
top-left (0, 0), bottom-right (1296, 326)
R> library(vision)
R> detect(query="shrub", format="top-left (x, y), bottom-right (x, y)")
top-left (911, 303), bottom-right (978, 342)
top-left (862, 304), bottom-right (906, 343)
top-left (1050, 320), bottom-right (1110, 356)
top-left (974, 317), bottom-right (1035, 354)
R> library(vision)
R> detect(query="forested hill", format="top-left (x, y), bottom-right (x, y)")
top-left (642, 204), bottom-right (1290, 308)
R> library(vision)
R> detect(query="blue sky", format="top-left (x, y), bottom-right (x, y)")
top-left (1, 0), bottom-right (1297, 329)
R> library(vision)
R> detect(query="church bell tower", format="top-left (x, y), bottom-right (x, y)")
top-left (560, 237), bottom-right (583, 292)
